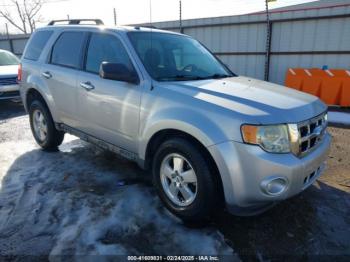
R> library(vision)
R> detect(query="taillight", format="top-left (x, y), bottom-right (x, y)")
top-left (18, 63), bottom-right (22, 82)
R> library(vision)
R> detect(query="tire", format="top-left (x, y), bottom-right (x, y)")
top-left (152, 138), bottom-right (220, 222)
top-left (29, 99), bottom-right (64, 150)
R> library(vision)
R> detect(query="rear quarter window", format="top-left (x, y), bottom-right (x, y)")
top-left (23, 30), bottom-right (53, 61)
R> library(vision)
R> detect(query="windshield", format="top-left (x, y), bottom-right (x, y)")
top-left (0, 50), bottom-right (19, 66)
top-left (128, 32), bottom-right (234, 81)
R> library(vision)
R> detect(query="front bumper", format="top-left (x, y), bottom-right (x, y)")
top-left (0, 84), bottom-right (20, 100)
top-left (208, 132), bottom-right (331, 213)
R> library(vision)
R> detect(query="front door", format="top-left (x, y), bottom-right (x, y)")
top-left (76, 32), bottom-right (142, 153)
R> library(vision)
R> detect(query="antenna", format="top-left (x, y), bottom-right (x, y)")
top-left (113, 8), bottom-right (117, 26)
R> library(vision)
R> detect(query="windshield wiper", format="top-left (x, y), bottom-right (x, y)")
top-left (204, 73), bottom-right (232, 79)
top-left (157, 75), bottom-right (206, 81)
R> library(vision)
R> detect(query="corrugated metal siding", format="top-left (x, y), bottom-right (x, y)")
top-left (272, 17), bottom-right (350, 52)
top-left (144, 3), bottom-right (350, 85)
top-left (0, 40), bottom-right (12, 51)
top-left (0, 35), bottom-right (29, 56)
top-left (12, 39), bottom-right (28, 55)
top-left (218, 54), bottom-right (265, 80)
top-left (186, 23), bottom-right (266, 52)
top-left (269, 13), bottom-right (350, 84)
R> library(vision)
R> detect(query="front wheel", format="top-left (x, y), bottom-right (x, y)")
top-left (29, 100), bottom-right (64, 150)
top-left (152, 138), bottom-right (220, 221)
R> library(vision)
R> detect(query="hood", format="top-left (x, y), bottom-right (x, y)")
top-left (0, 65), bottom-right (19, 78)
top-left (159, 76), bottom-right (326, 124)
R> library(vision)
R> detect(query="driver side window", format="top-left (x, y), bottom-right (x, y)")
top-left (85, 33), bottom-right (133, 74)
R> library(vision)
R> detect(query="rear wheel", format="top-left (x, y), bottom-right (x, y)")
top-left (152, 138), bottom-right (220, 221)
top-left (29, 100), bottom-right (64, 150)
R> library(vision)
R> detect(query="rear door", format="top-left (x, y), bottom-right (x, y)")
top-left (76, 32), bottom-right (142, 153)
top-left (21, 30), bottom-right (54, 105)
top-left (43, 31), bottom-right (87, 127)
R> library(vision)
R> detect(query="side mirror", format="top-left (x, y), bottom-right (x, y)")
top-left (99, 62), bottom-right (139, 84)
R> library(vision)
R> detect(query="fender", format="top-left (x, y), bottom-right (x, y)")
top-left (138, 107), bottom-right (236, 205)
top-left (138, 107), bottom-right (228, 160)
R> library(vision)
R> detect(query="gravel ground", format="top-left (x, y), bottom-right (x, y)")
top-left (0, 101), bottom-right (349, 260)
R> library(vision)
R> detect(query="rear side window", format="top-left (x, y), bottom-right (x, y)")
top-left (85, 33), bottom-right (133, 74)
top-left (23, 30), bottom-right (53, 61)
top-left (51, 32), bottom-right (85, 69)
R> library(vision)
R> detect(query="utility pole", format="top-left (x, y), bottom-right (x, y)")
top-left (67, 14), bottom-right (70, 21)
top-left (264, 0), bottom-right (272, 81)
top-left (5, 23), bottom-right (9, 37)
top-left (179, 0), bottom-right (183, 33)
top-left (5, 23), bottom-right (14, 53)
top-left (113, 8), bottom-right (117, 26)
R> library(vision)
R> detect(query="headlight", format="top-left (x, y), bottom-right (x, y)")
top-left (241, 124), bottom-right (290, 153)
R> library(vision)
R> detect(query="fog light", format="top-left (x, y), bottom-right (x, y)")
top-left (261, 177), bottom-right (288, 196)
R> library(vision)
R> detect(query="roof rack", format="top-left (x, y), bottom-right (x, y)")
top-left (48, 19), bottom-right (104, 26)
top-left (134, 25), bottom-right (157, 30)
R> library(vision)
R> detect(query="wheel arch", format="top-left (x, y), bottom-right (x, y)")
top-left (22, 71), bottom-right (59, 122)
top-left (24, 87), bottom-right (59, 122)
top-left (144, 128), bottom-right (225, 204)
top-left (26, 88), bottom-right (46, 108)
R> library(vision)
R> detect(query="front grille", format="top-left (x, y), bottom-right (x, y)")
top-left (297, 112), bottom-right (327, 157)
top-left (0, 77), bottom-right (17, 86)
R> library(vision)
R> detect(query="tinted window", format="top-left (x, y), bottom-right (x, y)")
top-left (85, 33), bottom-right (133, 74)
top-left (0, 50), bottom-right (19, 66)
top-left (51, 32), bottom-right (85, 69)
top-left (23, 30), bottom-right (53, 61)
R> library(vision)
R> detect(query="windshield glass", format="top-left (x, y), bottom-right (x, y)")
top-left (128, 32), bottom-right (234, 81)
top-left (0, 50), bottom-right (19, 66)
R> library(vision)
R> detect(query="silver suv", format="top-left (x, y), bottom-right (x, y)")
top-left (19, 19), bottom-right (331, 221)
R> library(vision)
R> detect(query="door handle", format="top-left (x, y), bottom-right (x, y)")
top-left (42, 71), bottom-right (52, 79)
top-left (80, 81), bottom-right (95, 91)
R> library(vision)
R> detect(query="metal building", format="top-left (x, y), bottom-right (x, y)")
top-left (1, 0), bottom-right (349, 85)
top-left (138, 0), bottom-right (350, 85)
top-left (0, 34), bottom-right (29, 57)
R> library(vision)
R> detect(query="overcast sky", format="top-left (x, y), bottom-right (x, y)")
top-left (1, 0), bottom-right (318, 33)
